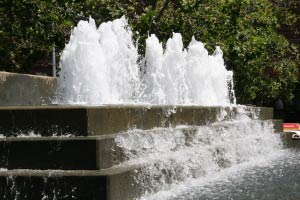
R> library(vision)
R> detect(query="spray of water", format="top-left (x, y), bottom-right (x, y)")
top-left (57, 17), bottom-right (235, 106)
top-left (57, 17), bottom-right (141, 104)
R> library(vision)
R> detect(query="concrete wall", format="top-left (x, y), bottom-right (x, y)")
top-left (0, 72), bottom-right (57, 106)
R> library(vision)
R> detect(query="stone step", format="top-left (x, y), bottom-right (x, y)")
top-left (0, 166), bottom-right (139, 200)
top-left (0, 175), bottom-right (106, 200)
top-left (0, 119), bottom-right (283, 171)
top-left (0, 105), bottom-right (273, 136)
top-left (0, 119), bottom-right (284, 200)
top-left (1, 121), bottom-right (284, 200)
top-left (0, 136), bottom-right (120, 170)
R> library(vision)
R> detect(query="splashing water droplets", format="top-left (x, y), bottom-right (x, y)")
top-left (57, 17), bottom-right (235, 106)
top-left (58, 17), bottom-right (140, 104)
top-left (114, 116), bottom-right (283, 200)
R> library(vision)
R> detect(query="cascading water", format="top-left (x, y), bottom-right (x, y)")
top-left (57, 17), bottom-right (235, 106)
top-left (114, 108), bottom-right (284, 200)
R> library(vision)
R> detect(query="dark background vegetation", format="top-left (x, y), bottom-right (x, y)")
top-left (0, 0), bottom-right (299, 106)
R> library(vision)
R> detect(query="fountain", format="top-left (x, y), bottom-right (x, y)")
top-left (57, 17), bottom-right (141, 104)
top-left (57, 17), bottom-right (234, 106)
top-left (0, 16), bottom-right (287, 200)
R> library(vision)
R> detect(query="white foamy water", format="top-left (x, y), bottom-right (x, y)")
top-left (113, 108), bottom-right (283, 200)
top-left (57, 17), bottom-right (235, 106)
top-left (57, 17), bottom-right (141, 104)
top-left (143, 34), bottom-right (232, 105)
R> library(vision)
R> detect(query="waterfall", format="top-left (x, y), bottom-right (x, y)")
top-left (114, 107), bottom-right (283, 200)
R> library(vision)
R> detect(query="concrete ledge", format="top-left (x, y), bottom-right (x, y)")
top-left (0, 139), bottom-right (97, 170)
top-left (0, 105), bottom-right (274, 136)
top-left (0, 119), bottom-right (281, 170)
top-left (0, 175), bottom-right (107, 200)
top-left (0, 72), bottom-right (56, 106)
top-left (0, 106), bottom-right (87, 136)
top-left (0, 168), bottom-right (138, 200)
top-left (0, 167), bottom-right (136, 177)
top-left (0, 135), bottom-right (126, 170)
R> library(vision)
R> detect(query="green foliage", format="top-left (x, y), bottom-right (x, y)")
top-left (0, 0), bottom-right (299, 106)
top-left (0, 0), bottom-right (87, 72)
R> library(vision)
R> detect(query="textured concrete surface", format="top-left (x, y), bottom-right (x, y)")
top-left (0, 72), bottom-right (57, 106)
